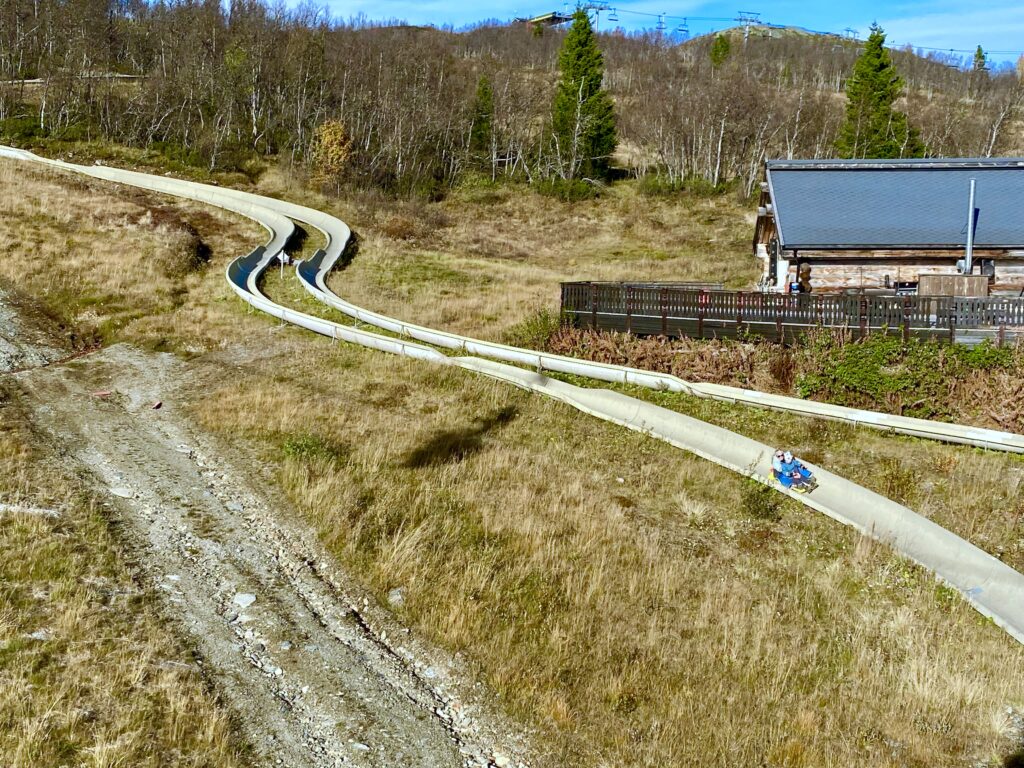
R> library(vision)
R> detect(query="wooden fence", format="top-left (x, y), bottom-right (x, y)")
top-left (559, 282), bottom-right (1024, 345)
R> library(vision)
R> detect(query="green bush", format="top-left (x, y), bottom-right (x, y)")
top-left (0, 115), bottom-right (46, 141)
top-left (503, 308), bottom-right (563, 350)
top-left (282, 433), bottom-right (350, 464)
top-left (535, 177), bottom-right (599, 201)
top-left (741, 480), bottom-right (782, 521)
top-left (636, 173), bottom-right (732, 198)
top-left (794, 333), bottom-right (1017, 421)
top-left (879, 456), bottom-right (919, 505)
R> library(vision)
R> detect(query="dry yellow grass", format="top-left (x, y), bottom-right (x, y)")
top-left (0, 384), bottom-right (247, 767)
top-left (0, 159), bottom-right (265, 353)
top-left (4, 157), bottom-right (1024, 767)
top-left (192, 344), bottom-right (1024, 768)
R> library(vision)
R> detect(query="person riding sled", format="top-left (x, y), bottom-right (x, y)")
top-left (772, 450), bottom-right (813, 489)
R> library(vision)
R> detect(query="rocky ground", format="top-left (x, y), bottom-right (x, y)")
top-left (0, 285), bottom-right (73, 373)
top-left (7, 333), bottom-right (535, 768)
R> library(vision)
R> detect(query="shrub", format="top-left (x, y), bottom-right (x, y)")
top-left (768, 347), bottom-right (796, 389)
top-left (636, 173), bottom-right (733, 198)
top-left (535, 177), bottom-right (599, 201)
top-left (879, 456), bottom-right (919, 505)
top-left (795, 333), bottom-right (1022, 422)
top-left (0, 115), bottom-right (46, 141)
top-left (742, 480), bottom-right (782, 521)
top-left (282, 433), bottom-right (349, 464)
top-left (503, 308), bottom-right (563, 349)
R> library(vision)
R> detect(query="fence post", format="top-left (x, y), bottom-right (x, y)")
top-left (859, 295), bottom-right (868, 339)
top-left (902, 298), bottom-right (910, 343)
top-left (660, 287), bottom-right (667, 336)
top-left (625, 286), bottom-right (633, 334)
top-left (589, 283), bottom-right (598, 330)
top-left (698, 290), bottom-right (706, 339)
top-left (948, 308), bottom-right (955, 344)
top-left (999, 324), bottom-right (1006, 347)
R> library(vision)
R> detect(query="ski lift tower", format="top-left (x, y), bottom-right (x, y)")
top-left (735, 10), bottom-right (760, 45)
top-left (581, 2), bottom-right (611, 30)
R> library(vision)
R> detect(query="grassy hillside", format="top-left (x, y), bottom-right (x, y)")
top-left (2, 156), bottom-right (1023, 766)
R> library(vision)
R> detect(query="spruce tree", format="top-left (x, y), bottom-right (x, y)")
top-left (709, 34), bottom-right (731, 68)
top-left (973, 45), bottom-right (987, 71)
top-left (551, 9), bottom-right (617, 181)
top-left (835, 24), bottom-right (924, 159)
top-left (469, 75), bottom-right (494, 171)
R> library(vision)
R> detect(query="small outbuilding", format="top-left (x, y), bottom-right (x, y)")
top-left (753, 158), bottom-right (1024, 295)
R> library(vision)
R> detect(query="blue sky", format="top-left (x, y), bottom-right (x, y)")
top-left (331, 0), bottom-right (1024, 64)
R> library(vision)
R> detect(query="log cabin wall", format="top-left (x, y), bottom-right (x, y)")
top-left (783, 250), bottom-right (1024, 294)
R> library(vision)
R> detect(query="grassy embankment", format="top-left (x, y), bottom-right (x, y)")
top-left (3, 156), bottom-right (1024, 767)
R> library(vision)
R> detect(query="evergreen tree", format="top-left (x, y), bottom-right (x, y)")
top-left (550, 9), bottom-right (617, 181)
top-left (709, 34), bottom-right (731, 68)
top-left (835, 24), bottom-right (924, 158)
top-left (973, 45), bottom-right (987, 71)
top-left (469, 74), bottom-right (494, 170)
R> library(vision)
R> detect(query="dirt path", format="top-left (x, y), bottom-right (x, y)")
top-left (13, 344), bottom-right (532, 768)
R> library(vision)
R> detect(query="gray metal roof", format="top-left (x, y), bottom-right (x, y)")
top-left (766, 158), bottom-right (1024, 250)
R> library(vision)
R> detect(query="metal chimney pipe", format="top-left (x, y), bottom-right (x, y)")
top-left (964, 178), bottom-right (977, 274)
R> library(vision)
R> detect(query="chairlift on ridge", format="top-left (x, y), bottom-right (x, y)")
top-left (608, 6), bottom-right (618, 22)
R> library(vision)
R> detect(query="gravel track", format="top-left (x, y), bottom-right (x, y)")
top-left (13, 344), bottom-right (533, 768)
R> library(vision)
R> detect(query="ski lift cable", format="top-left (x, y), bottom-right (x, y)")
top-left (609, 7), bottom-right (732, 22)
top-left (582, 6), bottom-right (1024, 57)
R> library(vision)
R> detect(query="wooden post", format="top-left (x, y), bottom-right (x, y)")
top-left (590, 283), bottom-right (597, 330)
top-left (660, 288), bottom-right (668, 336)
top-left (859, 296), bottom-right (868, 339)
top-left (902, 298), bottom-right (910, 343)
top-left (698, 290), bottom-right (706, 339)
top-left (999, 324), bottom-right (1006, 347)
top-left (625, 286), bottom-right (633, 334)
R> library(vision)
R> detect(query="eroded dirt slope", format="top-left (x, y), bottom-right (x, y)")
top-left (0, 284), bottom-right (76, 372)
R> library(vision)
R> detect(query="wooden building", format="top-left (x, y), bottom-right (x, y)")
top-left (752, 158), bottom-right (1024, 295)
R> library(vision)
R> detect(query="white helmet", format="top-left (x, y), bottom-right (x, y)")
top-left (783, 451), bottom-right (793, 463)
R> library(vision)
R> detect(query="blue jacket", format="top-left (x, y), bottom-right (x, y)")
top-left (780, 459), bottom-right (804, 475)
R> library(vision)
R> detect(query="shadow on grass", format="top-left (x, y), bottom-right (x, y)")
top-left (284, 222), bottom-right (309, 257)
top-left (336, 230), bottom-right (360, 271)
top-left (1005, 750), bottom-right (1024, 768)
top-left (402, 406), bottom-right (518, 468)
